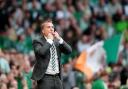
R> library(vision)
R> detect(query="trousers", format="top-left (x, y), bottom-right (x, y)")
top-left (37, 74), bottom-right (63, 89)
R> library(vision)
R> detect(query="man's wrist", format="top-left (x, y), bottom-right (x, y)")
top-left (58, 37), bottom-right (63, 44)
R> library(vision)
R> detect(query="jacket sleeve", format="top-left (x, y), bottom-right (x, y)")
top-left (59, 41), bottom-right (72, 54)
top-left (32, 40), bottom-right (51, 55)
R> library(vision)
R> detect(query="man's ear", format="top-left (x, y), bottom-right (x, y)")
top-left (42, 29), bottom-right (44, 34)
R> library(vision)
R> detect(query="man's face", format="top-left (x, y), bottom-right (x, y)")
top-left (41, 22), bottom-right (55, 36)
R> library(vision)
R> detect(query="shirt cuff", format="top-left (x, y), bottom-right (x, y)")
top-left (58, 38), bottom-right (63, 44)
top-left (47, 39), bottom-right (53, 45)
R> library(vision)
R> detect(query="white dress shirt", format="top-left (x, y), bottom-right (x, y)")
top-left (45, 37), bottom-right (63, 75)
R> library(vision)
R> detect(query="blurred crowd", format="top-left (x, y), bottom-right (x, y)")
top-left (0, 0), bottom-right (128, 89)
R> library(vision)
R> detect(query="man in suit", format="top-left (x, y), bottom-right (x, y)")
top-left (31, 19), bottom-right (72, 89)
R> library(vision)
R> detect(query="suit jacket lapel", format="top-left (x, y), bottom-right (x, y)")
top-left (53, 39), bottom-right (59, 47)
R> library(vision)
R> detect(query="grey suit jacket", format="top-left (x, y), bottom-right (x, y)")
top-left (31, 35), bottom-right (72, 80)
